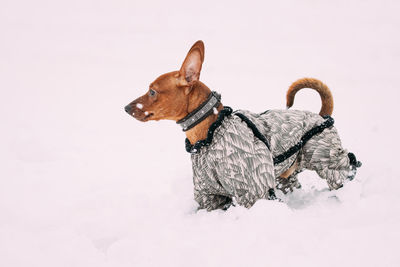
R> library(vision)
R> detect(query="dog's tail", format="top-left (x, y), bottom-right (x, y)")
top-left (286, 78), bottom-right (334, 116)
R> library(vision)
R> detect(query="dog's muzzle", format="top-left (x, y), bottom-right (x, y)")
top-left (124, 105), bottom-right (133, 114)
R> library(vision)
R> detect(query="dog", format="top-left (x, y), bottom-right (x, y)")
top-left (125, 40), bottom-right (361, 211)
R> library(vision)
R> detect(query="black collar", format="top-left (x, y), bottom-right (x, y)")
top-left (177, 91), bottom-right (221, 131)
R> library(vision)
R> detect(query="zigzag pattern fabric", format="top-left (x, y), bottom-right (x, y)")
top-left (191, 109), bottom-right (353, 211)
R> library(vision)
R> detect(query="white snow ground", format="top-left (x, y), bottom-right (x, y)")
top-left (1, 0), bottom-right (400, 266)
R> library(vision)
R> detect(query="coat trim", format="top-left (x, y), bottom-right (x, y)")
top-left (235, 112), bottom-right (271, 150)
top-left (185, 110), bottom-right (337, 167)
top-left (273, 116), bottom-right (335, 164)
top-left (233, 112), bottom-right (335, 165)
top-left (185, 106), bottom-right (233, 153)
top-left (348, 152), bottom-right (362, 167)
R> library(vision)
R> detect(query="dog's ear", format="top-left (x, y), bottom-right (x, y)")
top-left (178, 40), bottom-right (205, 92)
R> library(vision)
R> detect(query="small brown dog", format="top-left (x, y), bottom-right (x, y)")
top-left (125, 41), bottom-right (361, 210)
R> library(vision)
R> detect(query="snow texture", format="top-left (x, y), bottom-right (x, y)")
top-left (1, 0), bottom-right (400, 266)
top-left (213, 107), bottom-right (218, 115)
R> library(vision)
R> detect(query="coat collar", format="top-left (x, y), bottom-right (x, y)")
top-left (185, 106), bottom-right (233, 153)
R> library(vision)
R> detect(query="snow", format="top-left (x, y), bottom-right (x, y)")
top-left (1, 0), bottom-right (400, 266)
top-left (136, 103), bottom-right (143, 109)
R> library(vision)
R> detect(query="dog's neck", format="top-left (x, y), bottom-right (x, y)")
top-left (182, 81), bottom-right (223, 145)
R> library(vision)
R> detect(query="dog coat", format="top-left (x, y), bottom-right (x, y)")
top-left (186, 107), bottom-right (358, 211)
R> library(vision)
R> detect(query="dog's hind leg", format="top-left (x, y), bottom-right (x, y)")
top-left (300, 126), bottom-right (361, 189)
top-left (315, 167), bottom-right (349, 189)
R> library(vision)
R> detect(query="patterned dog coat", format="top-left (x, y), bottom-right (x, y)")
top-left (186, 107), bottom-right (360, 211)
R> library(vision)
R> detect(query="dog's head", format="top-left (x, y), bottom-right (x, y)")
top-left (124, 41), bottom-right (205, 122)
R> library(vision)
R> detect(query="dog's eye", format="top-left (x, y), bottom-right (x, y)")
top-left (149, 89), bottom-right (156, 96)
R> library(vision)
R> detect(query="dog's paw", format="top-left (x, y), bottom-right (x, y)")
top-left (276, 175), bottom-right (302, 194)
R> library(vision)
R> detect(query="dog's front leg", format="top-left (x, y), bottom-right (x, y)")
top-left (214, 138), bottom-right (277, 209)
top-left (193, 188), bottom-right (233, 211)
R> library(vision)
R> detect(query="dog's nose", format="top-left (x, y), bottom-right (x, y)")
top-left (125, 105), bottom-right (132, 114)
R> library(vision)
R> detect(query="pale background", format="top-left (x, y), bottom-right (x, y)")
top-left (1, 0), bottom-right (399, 266)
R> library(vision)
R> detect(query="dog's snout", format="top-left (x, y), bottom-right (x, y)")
top-left (125, 105), bottom-right (132, 114)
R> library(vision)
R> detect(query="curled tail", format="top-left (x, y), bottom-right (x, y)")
top-left (286, 78), bottom-right (334, 116)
